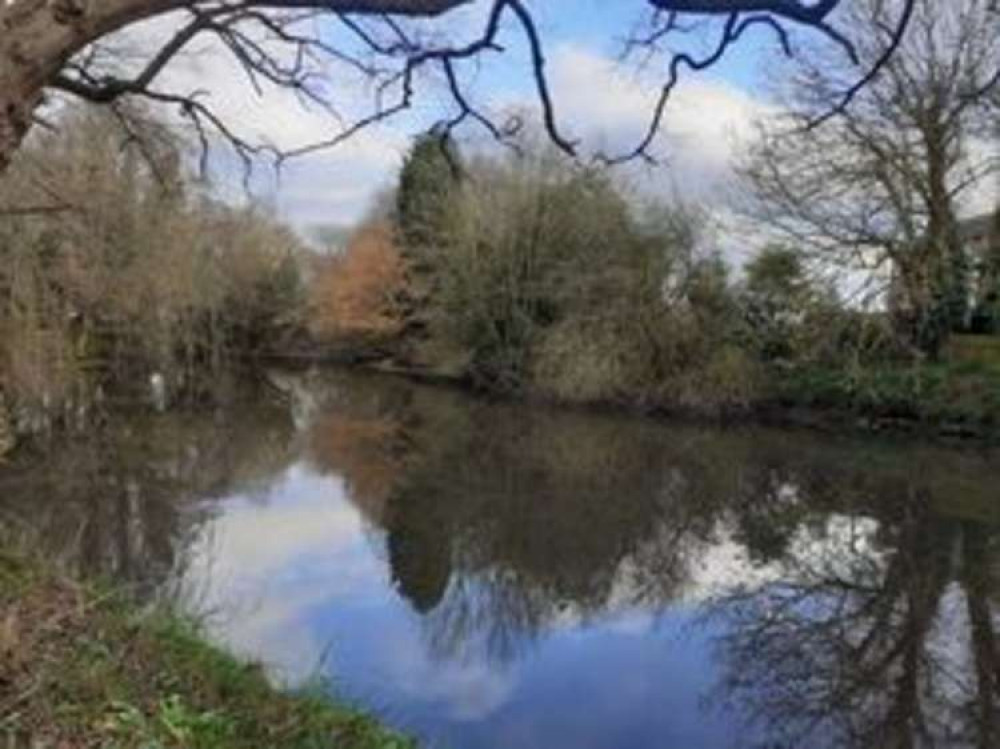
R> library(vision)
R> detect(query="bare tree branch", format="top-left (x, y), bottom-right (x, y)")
top-left (0, 0), bottom-right (929, 177)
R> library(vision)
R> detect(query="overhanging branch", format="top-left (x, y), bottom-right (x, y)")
top-left (41, 0), bottom-right (921, 174)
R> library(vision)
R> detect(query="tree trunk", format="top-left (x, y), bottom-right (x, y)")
top-left (0, 0), bottom-right (113, 173)
top-left (923, 117), bottom-right (966, 349)
top-left (1, 1), bottom-right (182, 171)
top-left (961, 523), bottom-right (1000, 748)
top-left (0, 391), bottom-right (14, 459)
top-left (0, 6), bottom-right (45, 173)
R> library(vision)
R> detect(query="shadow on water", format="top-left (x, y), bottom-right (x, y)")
top-left (2, 366), bottom-right (999, 748)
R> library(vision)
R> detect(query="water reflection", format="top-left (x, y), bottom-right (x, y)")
top-left (2, 368), bottom-right (998, 748)
top-left (710, 499), bottom-right (1000, 749)
top-left (301, 371), bottom-right (1000, 747)
top-left (0, 375), bottom-right (296, 591)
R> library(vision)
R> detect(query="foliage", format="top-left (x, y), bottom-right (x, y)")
top-left (745, 245), bottom-right (809, 303)
top-left (391, 133), bottom-right (464, 345)
top-left (970, 211), bottom-right (1000, 334)
top-left (0, 105), bottom-right (306, 433)
top-left (306, 134), bottom-right (1000, 431)
top-left (309, 221), bottom-right (408, 350)
top-left (395, 133), bottom-right (461, 258)
top-left (392, 150), bottom-right (761, 411)
top-left (772, 358), bottom-right (1000, 429)
top-left (739, 244), bottom-right (839, 363)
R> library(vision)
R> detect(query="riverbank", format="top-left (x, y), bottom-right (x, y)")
top-left (0, 543), bottom-right (413, 749)
top-left (334, 355), bottom-right (1000, 445)
top-left (764, 358), bottom-right (1000, 440)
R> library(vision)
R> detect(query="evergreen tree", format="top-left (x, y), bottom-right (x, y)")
top-left (393, 132), bottom-right (463, 340)
top-left (395, 132), bottom-right (462, 260)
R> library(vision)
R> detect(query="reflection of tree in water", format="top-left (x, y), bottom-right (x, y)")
top-left (707, 478), bottom-right (1000, 749)
top-left (306, 371), bottom-right (789, 660)
top-left (0, 377), bottom-right (297, 594)
top-left (305, 379), bottom-right (415, 528)
top-left (306, 370), bottom-right (1000, 744)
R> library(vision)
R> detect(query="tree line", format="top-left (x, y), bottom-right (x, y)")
top-left (0, 105), bottom-right (306, 442)
top-left (2, 0), bottom-right (998, 452)
top-left (310, 0), bottom-right (1000, 428)
top-left (310, 134), bottom-right (849, 413)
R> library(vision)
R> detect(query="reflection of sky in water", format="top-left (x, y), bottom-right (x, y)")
top-left (7, 368), bottom-right (998, 749)
top-left (173, 462), bottom-right (755, 749)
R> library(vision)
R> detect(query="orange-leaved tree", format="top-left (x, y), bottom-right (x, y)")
top-left (310, 222), bottom-right (409, 346)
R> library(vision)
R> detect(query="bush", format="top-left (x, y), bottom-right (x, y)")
top-left (360, 145), bottom-right (765, 412)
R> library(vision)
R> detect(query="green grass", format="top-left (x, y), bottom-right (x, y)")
top-left (947, 334), bottom-right (1000, 373)
top-left (772, 358), bottom-right (1000, 430)
top-left (0, 545), bottom-right (414, 749)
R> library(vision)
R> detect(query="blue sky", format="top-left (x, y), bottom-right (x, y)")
top-left (128, 2), bottom-right (843, 234)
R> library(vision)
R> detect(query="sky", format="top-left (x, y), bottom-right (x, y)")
top-left (70, 0), bottom-right (1000, 257)
top-left (108, 1), bottom-right (804, 240)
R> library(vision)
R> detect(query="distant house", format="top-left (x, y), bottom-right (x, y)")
top-left (888, 211), bottom-right (1000, 334)
top-left (960, 212), bottom-right (1000, 332)
top-left (959, 212), bottom-right (999, 258)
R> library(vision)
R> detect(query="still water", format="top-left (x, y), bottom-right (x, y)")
top-left (2, 368), bottom-right (999, 749)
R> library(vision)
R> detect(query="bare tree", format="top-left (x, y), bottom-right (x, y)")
top-left (0, 0), bottom-right (917, 175)
top-left (741, 0), bottom-right (1000, 357)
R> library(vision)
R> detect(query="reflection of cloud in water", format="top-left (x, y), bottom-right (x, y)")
top-left (377, 633), bottom-right (518, 722)
top-left (685, 529), bottom-right (772, 601)
top-left (173, 453), bottom-right (893, 711)
top-left (172, 461), bottom-right (521, 723)
top-left (594, 609), bottom-right (657, 636)
top-left (173, 462), bottom-right (386, 683)
top-left (217, 588), bottom-right (333, 685)
top-left (924, 580), bottom-right (979, 707)
top-left (11, 366), bottom-right (1000, 749)
top-left (687, 514), bottom-right (885, 603)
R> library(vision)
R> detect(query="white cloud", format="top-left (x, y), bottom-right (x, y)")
top-left (90, 17), bottom-right (773, 231)
top-left (97, 12), bottom-right (411, 231)
top-left (543, 44), bottom-right (773, 197)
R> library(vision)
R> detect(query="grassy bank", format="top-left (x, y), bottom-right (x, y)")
top-left (0, 545), bottom-right (413, 749)
top-left (770, 358), bottom-right (1000, 438)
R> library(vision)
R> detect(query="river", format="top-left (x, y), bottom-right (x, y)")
top-left (2, 367), bottom-right (998, 749)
